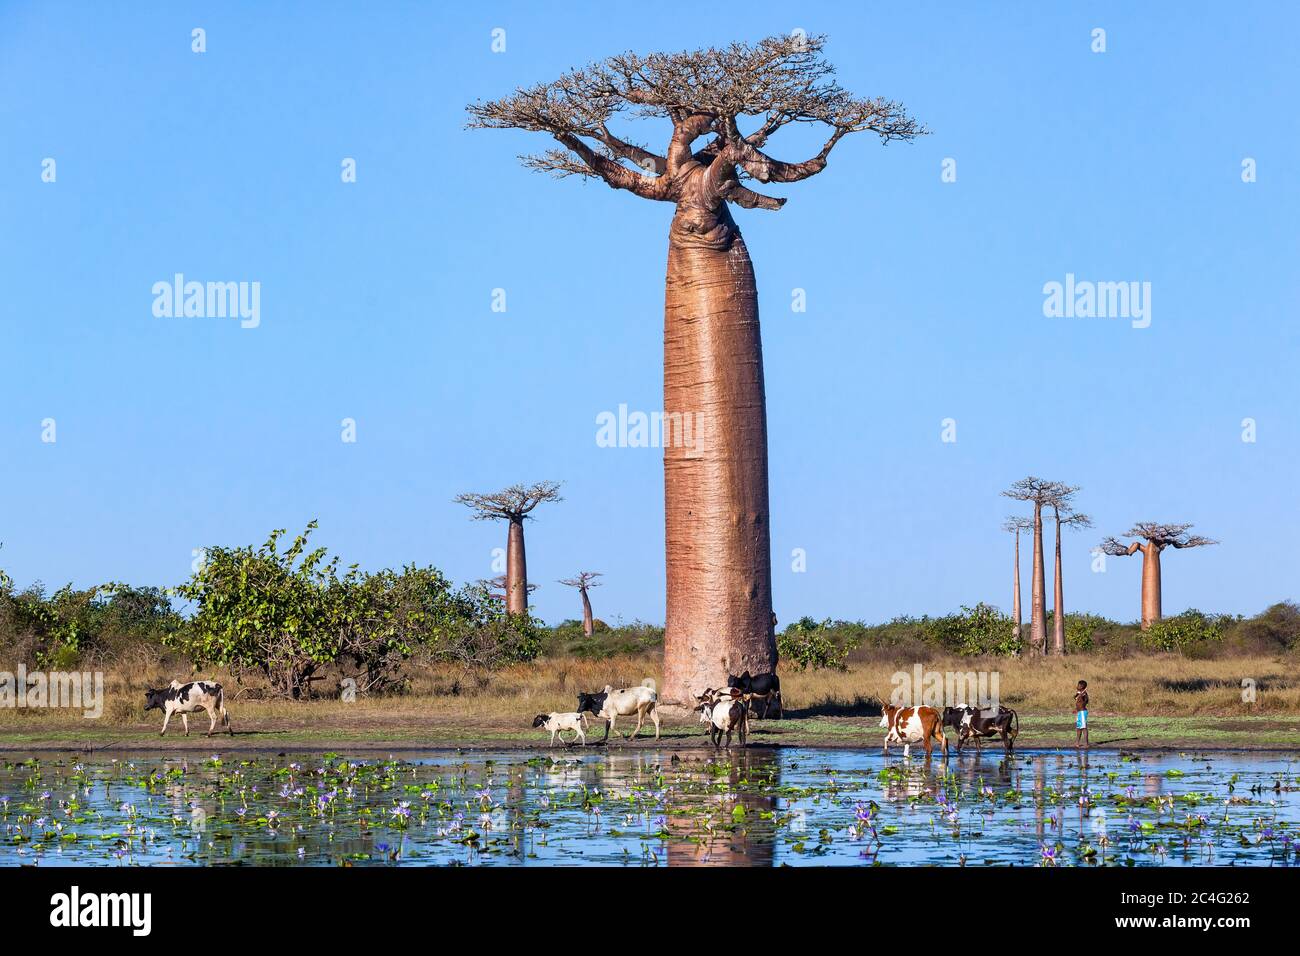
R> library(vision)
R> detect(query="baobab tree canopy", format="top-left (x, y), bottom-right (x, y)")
top-left (453, 482), bottom-right (563, 522)
top-left (466, 35), bottom-right (924, 214)
top-left (1100, 523), bottom-right (1218, 555)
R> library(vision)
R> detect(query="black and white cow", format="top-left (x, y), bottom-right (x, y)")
top-left (144, 680), bottom-right (233, 737)
top-left (727, 671), bottom-right (783, 719)
top-left (576, 682), bottom-right (659, 742)
top-left (957, 705), bottom-right (1019, 755)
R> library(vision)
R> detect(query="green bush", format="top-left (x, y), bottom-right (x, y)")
top-left (171, 522), bottom-right (538, 698)
top-left (0, 581), bottom-right (182, 667)
top-left (778, 617), bottom-right (849, 671)
top-left (1142, 609), bottom-right (1231, 654)
top-left (430, 580), bottom-right (543, 669)
top-left (918, 603), bottom-right (1020, 656)
top-left (1044, 612), bottom-right (1119, 652)
top-left (540, 619), bottom-right (663, 659)
top-left (1222, 601), bottom-right (1300, 654)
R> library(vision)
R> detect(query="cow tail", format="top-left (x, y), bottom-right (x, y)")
top-left (1011, 708), bottom-right (1019, 737)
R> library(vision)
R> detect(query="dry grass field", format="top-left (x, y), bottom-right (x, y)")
top-left (3, 651), bottom-right (1297, 750)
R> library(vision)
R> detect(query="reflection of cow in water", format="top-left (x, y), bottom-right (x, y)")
top-left (879, 704), bottom-right (947, 758)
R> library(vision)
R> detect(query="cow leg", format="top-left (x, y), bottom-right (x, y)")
top-left (650, 705), bottom-right (660, 740)
top-left (607, 714), bottom-right (618, 743)
top-left (182, 713), bottom-right (190, 737)
top-left (221, 702), bottom-right (234, 736)
top-left (160, 709), bottom-right (172, 736)
top-left (630, 709), bottom-right (643, 740)
top-left (576, 726), bottom-right (585, 746)
top-left (903, 743), bottom-right (911, 759)
top-left (549, 729), bottom-right (557, 747)
top-left (206, 705), bottom-right (219, 737)
top-left (938, 728), bottom-right (948, 758)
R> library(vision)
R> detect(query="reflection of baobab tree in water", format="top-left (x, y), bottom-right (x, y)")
top-left (3, 750), bottom-right (1294, 867)
top-left (666, 750), bottom-right (780, 868)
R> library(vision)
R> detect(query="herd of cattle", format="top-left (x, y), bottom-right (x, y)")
top-left (144, 671), bottom-right (1020, 758)
top-left (530, 669), bottom-right (1021, 757)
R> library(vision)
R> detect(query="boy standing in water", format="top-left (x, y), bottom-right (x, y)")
top-left (1074, 680), bottom-right (1090, 749)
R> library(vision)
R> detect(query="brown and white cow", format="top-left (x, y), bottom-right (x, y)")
top-left (878, 703), bottom-right (948, 758)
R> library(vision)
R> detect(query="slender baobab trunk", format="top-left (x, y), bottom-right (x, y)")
top-left (579, 585), bottom-right (594, 637)
top-left (505, 517), bottom-right (528, 616)
top-left (1140, 543), bottom-right (1161, 629)
top-left (1012, 529), bottom-right (1022, 647)
top-left (661, 203), bottom-right (775, 708)
top-left (1030, 501), bottom-right (1046, 655)
top-left (1052, 509), bottom-right (1065, 655)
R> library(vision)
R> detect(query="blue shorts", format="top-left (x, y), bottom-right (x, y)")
top-left (1076, 710), bottom-right (1088, 729)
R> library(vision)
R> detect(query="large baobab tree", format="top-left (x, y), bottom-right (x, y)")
top-left (1001, 477), bottom-right (1065, 656)
top-left (455, 482), bottom-right (562, 616)
top-left (559, 571), bottom-right (603, 636)
top-left (1002, 516), bottom-right (1033, 648)
top-left (1099, 523), bottom-right (1217, 629)
top-left (468, 36), bottom-right (924, 705)
top-left (1045, 486), bottom-right (1091, 656)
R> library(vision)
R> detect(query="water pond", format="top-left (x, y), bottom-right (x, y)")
top-left (2, 748), bottom-right (1297, 866)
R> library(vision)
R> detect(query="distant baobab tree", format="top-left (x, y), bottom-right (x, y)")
top-left (455, 482), bottom-right (562, 616)
top-left (468, 36), bottom-right (925, 705)
top-left (479, 575), bottom-right (537, 607)
top-left (1002, 516), bottom-right (1033, 648)
top-left (1100, 523), bottom-right (1217, 629)
top-left (559, 571), bottom-right (603, 636)
top-left (1001, 477), bottom-right (1067, 656)
top-left (1045, 485), bottom-right (1091, 655)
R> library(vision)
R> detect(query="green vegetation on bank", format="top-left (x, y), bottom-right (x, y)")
top-left (3, 529), bottom-right (1297, 703)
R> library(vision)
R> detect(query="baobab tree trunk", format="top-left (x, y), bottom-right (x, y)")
top-left (1030, 502), bottom-right (1046, 655)
top-left (1052, 515), bottom-right (1065, 655)
top-left (579, 585), bottom-right (594, 637)
top-left (1140, 544), bottom-right (1161, 629)
top-left (1012, 530), bottom-right (1022, 647)
top-left (505, 517), bottom-right (528, 616)
top-left (661, 205), bottom-right (775, 709)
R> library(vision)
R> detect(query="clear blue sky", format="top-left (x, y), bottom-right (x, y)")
top-left (2, 1), bottom-right (1296, 627)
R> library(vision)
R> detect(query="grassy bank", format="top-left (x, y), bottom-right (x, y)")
top-left (2, 652), bottom-right (1296, 751)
